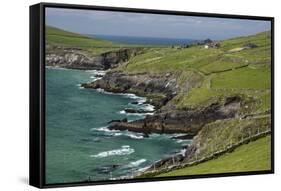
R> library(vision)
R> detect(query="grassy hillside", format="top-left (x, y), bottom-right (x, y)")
top-left (46, 26), bottom-right (120, 48)
top-left (46, 26), bottom-right (129, 56)
top-left (116, 31), bottom-right (271, 113)
top-left (45, 26), bottom-right (272, 178)
top-left (118, 31), bottom-right (271, 74)
top-left (156, 135), bottom-right (271, 177)
top-left (46, 26), bottom-right (161, 56)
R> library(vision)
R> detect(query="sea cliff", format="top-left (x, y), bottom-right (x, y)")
top-left (46, 25), bottom-right (272, 175)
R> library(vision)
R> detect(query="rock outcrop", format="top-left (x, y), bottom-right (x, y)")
top-left (82, 72), bottom-right (181, 108)
top-left (46, 48), bottom-right (143, 70)
top-left (108, 97), bottom-right (241, 136)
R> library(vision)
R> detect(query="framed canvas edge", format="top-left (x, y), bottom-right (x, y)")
top-left (29, 2), bottom-right (275, 189)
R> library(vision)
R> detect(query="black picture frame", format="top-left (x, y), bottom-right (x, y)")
top-left (30, 2), bottom-right (275, 188)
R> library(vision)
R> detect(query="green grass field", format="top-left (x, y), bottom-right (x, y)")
top-left (46, 26), bottom-right (163, 56)
top-left (46, 26), bottom-right (120, 48)
top-left (156, 136), bottom-right (271, 177)
top-left (116, 31), bottom-right (271, 110)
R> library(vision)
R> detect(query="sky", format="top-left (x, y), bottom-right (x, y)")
top-left (46, 7), bottom-right (271, 40)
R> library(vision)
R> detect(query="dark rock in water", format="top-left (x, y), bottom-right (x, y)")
top-left (94, 74), bottom-right (104, 78)
top-left (124, 108), bottom-right (149, 114)
top-left (182, 145), bottom-right (189, 149)
top-left (172, 134), bottom-right (194, 140)
top-left (121, 118), bottom-right (128, 122)
top-left (92, 164), bottom-right (120, 174)
top-left (143, 133), bottom-right (150, 138)
top-left (131, 101), bottom-right (139, 105)
top-left (108, 118), bottom-right (128, 124)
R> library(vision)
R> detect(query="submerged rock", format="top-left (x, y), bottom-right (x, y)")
top-left (124, 108), bottom-right (151, 114)
top-left (171, 134), bottom-right (194, 140)
top-left (108, 118), bottom-right (128, 124)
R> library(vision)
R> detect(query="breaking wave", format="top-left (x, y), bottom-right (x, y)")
top-left (90, 145), bottom-right (134, 158)
top-left (91, 126), bottom-right (144, 140)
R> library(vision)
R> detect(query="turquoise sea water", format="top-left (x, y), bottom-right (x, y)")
top-left (45, 68), bottom-right (190, 184)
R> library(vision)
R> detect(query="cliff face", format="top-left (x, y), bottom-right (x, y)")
top-left (82, 72), bottom-right (182, 108)
top-left (46, 48), bottom-right (143, 70)
top-left (184, 115), bottom-right (271, 161)
top-left (82, 67), bottom-right (242, 137)
top-left (108, 96), bottom-right (242, 136)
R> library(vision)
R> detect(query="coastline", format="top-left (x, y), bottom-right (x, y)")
top-left (46, 66), bottom-right (192, 180)
top-left (45, 29), bottom-right (272, 181)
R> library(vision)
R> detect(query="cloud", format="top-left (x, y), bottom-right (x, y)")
top-left (45, 7), bottom-right (270, 40)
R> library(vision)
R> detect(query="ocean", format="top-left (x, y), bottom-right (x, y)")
top-left (45, 68), bottom-right (191, 184)
top-left (87, 34), bottom-right (199, 45)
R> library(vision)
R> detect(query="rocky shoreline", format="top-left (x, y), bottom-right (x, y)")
top-left (82, 69), bottom-right (242, 137)
top-left (47, 45), bottom-right (262, 175)
top-left (46, 47), bottom-right (143, 70)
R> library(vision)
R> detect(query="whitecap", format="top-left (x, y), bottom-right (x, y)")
top-left (90, 126), bottom-right (118, 133)
top-left (118, 110), bottom-right (154, 116)
top-left (86, 70), bottom-right (106, 76)
top-left (123, 93), bottom-right (141, 99)
top-left (139, 104), bottom-right (155, 112)
top-left (91, 126), bottom-right (144, 140)
top-left (125, 133), bottom-right (144, 140)
top-left (176, 139), bottom-right (186, 143)
top-left (179, 148), bottom-right (187, 157)
top-left (137, 166), bottom-right (150, 172)
top-left (113, 132), bottom-right (122, 136)
top-left (127, 159), bottom-right (147, 167)
top-left (76, 83), bottom-right (85, 89)
top-left (90, 145), bottom-right (134, 158)
top-left (95, 88), bottom-right (106, 93)
top-left (119, 110), bottom-right (126, 114)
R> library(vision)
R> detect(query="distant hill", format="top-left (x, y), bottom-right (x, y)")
top-left (46, 26), bottom-right (121, 48)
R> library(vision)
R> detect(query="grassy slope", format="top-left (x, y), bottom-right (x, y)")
top-left (156, 135), bottom-right (271, 177)
top-left (116, 31), bottom-right (271, 113)
top-left (46, 26), bottom-right (272, 176)
top-left (46, 26), bottom-right (121, 48)
top-left (120, 32), bottom-right (272, 176)
top-left (46, 26), bottom-right (162, 56)
top-left (46, 26), bottom-right (147, 56)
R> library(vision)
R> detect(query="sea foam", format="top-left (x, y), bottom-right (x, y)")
top-left (128, 159), bottom-right (147, 167)
top-left (90, 145), bottom-right (134, 158)
top-left (91, 126), bottom-right (144, 140)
